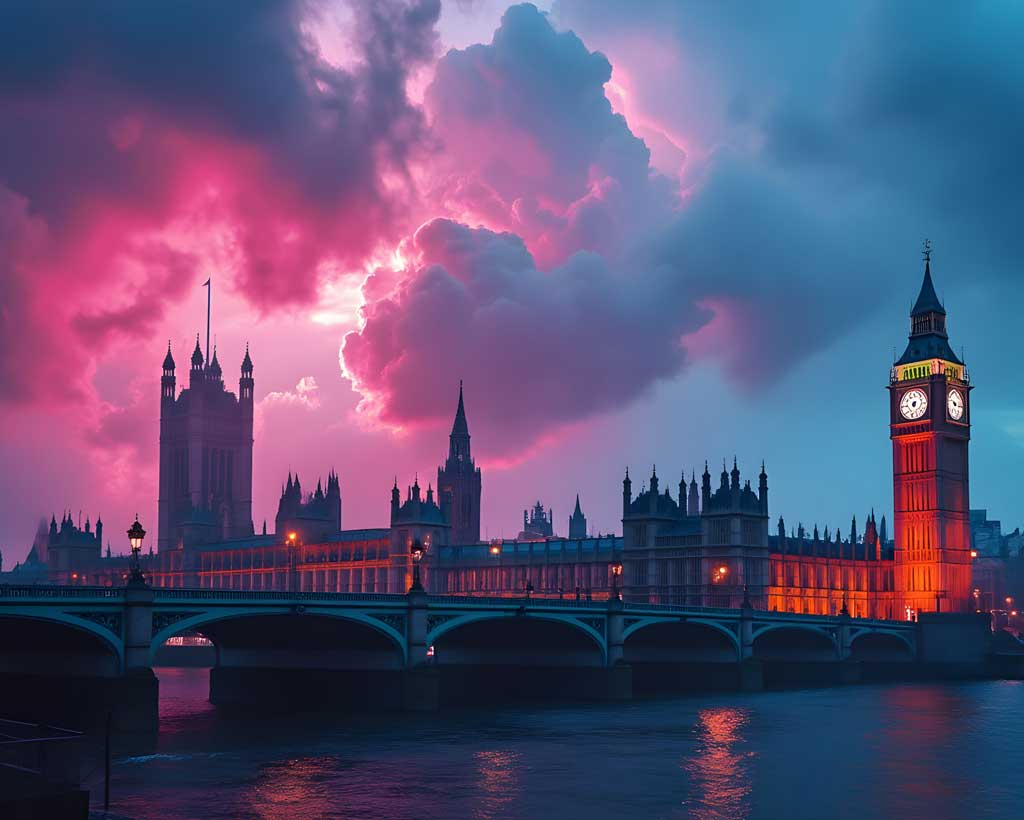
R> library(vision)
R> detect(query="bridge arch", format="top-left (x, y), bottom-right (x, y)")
top-left (429, 611), bottom-right (607, 666)
top-left (618, 618), bottom-right (741, 655)
top-left (0, 611), bottom-right (124, 676)
top-left (752, 624), bottom-right (838, 661)
top-left (150, 607), bottom-right (407, 667)
top-left (849, 629), bottom-right (915, 661)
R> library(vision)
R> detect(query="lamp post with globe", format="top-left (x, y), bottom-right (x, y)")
top-left (126, 516), bottom-right (148, 587)
top-left (410, 539), bottom-right (425, 592)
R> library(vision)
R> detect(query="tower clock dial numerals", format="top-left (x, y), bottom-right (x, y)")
top-left (900, 388), bottom-right (928, 420)
top-left (947, 389), bottom-right (964, 420)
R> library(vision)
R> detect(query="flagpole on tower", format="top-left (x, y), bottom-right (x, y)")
top-left (203, 278), bottom-right (211, 366)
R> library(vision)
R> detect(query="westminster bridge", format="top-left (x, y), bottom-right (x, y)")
top-left (0, 584), bottom-right (993, 731)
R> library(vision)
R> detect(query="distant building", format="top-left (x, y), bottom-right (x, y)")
top-left (390, 477), bottom-right (450, 592)
top-left (275, 471), bottom-right (342, 545)
top-left (157, 339), bottom-right (255, 550)
top-left (519, 502), bottom-right (554, 540)
top-left (47, 513), bottom-right (103, 574)
top-left (568, 496), bottom-right (587, 539)
top-left (971, 509), bottom-right (1003, 557)
top-left (436, 382), bottom-right (482, 546)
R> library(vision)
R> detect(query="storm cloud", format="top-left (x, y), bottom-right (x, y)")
top-left (0, 0), bottom-right (440, 406)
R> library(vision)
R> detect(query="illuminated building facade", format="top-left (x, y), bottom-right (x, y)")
top-left (3, 250), bottom-right (987, 621)
top-left (888, 247), bottom-right (973, 615)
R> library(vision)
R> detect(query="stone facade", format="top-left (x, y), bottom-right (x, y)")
top-left (157, 339), bottom-right (254, 551)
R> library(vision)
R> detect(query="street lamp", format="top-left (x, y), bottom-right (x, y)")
top-left (973, 587), bottom-right (981, 613)
top-left (410, 538), bottom-right (425, 591)
top-left (610, 561), bottom-right (623, 601)
top-left (286, 531), bottom-right (301, 593)
top-left (488, 540), bottom-right (503, 593)
top-left (126, 516), bottom-right (146, 585)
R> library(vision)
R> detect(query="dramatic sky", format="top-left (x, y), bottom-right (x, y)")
top-left (2, 1), bottom-right (1022, 562)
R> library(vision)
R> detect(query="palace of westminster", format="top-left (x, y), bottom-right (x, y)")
top-left (6, 253), bottom-right (1018, 622)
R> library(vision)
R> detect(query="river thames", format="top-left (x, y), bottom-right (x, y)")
top-left (91, 669), bottom-right (1023, 820)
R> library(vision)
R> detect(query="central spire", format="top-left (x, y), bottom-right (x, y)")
top-left (447, 380), bottom-right (472, 462)
top-left (911, 257), bottom-right (946, 320)
top-left (896, 243), bottom-right (960, 366)
top-left (451, 379), bottom-right (469, 436)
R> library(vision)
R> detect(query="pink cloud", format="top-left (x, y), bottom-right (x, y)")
top-left (341, 218), bottom-right (705, 458)
top-left (422, 3), bottom-right (679, 267)
top-left (0, 0), bottom-right (442, 414)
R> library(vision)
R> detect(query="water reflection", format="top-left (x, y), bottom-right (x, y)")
top-left (157, 666), bottom-right (216, 731)
top-left (250, 755), bottom-right (342, 820)
top-left (684, 707), bottom-right (753, 820)
top-left (873, 685), bottom-right (980, 820)
top-left (93, 672), bottom-right (1024, 820)
top-left (472, 749), bottom-right (521, 819)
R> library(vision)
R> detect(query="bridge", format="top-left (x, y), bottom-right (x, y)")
top-left (0, 584), bottom-right (988, 731)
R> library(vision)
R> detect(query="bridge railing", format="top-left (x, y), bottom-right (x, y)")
top-left (624, 601), bottom-right (741, 616)
top-left (624, 600), bottom-right (912, 628)
top-left (153, 589), bottom-right (408, 604)
top-left (426, 594), bottom-right (608, 609)
top-left (0, 585), bottom-right (124, 600)
top-left (757, 610), bottom-right (913, 628)
top-left (0, 585), bottom-right (914, 628)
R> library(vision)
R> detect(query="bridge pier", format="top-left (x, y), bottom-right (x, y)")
top-left (738, 659), bottom-right (763, 691)
top-left (604, 663), bottom-right (633, 700)
top-left (607, 598), bottom-right (625, 666)
top-left (402, 665), bottom-right (440, 712)
top-left (0, 670), bottom-right (158, 734)
top-left (833, 609), bottom-right (861, 685)
top-left (837, 659), bottom-right (862, 685)
top-left (740, 600), bottom-right (754, 660)
top-left (405, 588), bottom-right (430, 667)
top-left (837, 610), bottom-right (853, 661)
top-left (915, 612), bottom-right (992, 678)
top-left (737, 599), bottom-right (762, 690)
top-left (120, 581), bottom-right (159, 732)
top-left (603, 598), bottom-right (632, 700)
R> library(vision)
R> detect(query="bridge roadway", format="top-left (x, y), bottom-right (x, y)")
top-left (0, 584), bottom-right (988, 731)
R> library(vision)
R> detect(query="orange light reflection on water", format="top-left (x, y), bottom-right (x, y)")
top-left (684, 707), bottom-right (754, 820)
top-left (472, 749), bottom-right (521, 820)
top-left (250, 755), bottom-right (341, 820)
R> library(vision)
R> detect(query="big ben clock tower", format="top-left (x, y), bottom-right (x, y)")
top-left (889, 242), bottom-right (972, 616)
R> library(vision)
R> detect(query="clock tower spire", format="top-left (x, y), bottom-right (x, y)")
top-left (888, 243), bottom-right (972, 616)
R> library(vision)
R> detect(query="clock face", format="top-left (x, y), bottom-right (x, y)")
top-left (900, 388), bottom-right (928, 420)
top-left (947, 389), bottom-right (964, 420)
